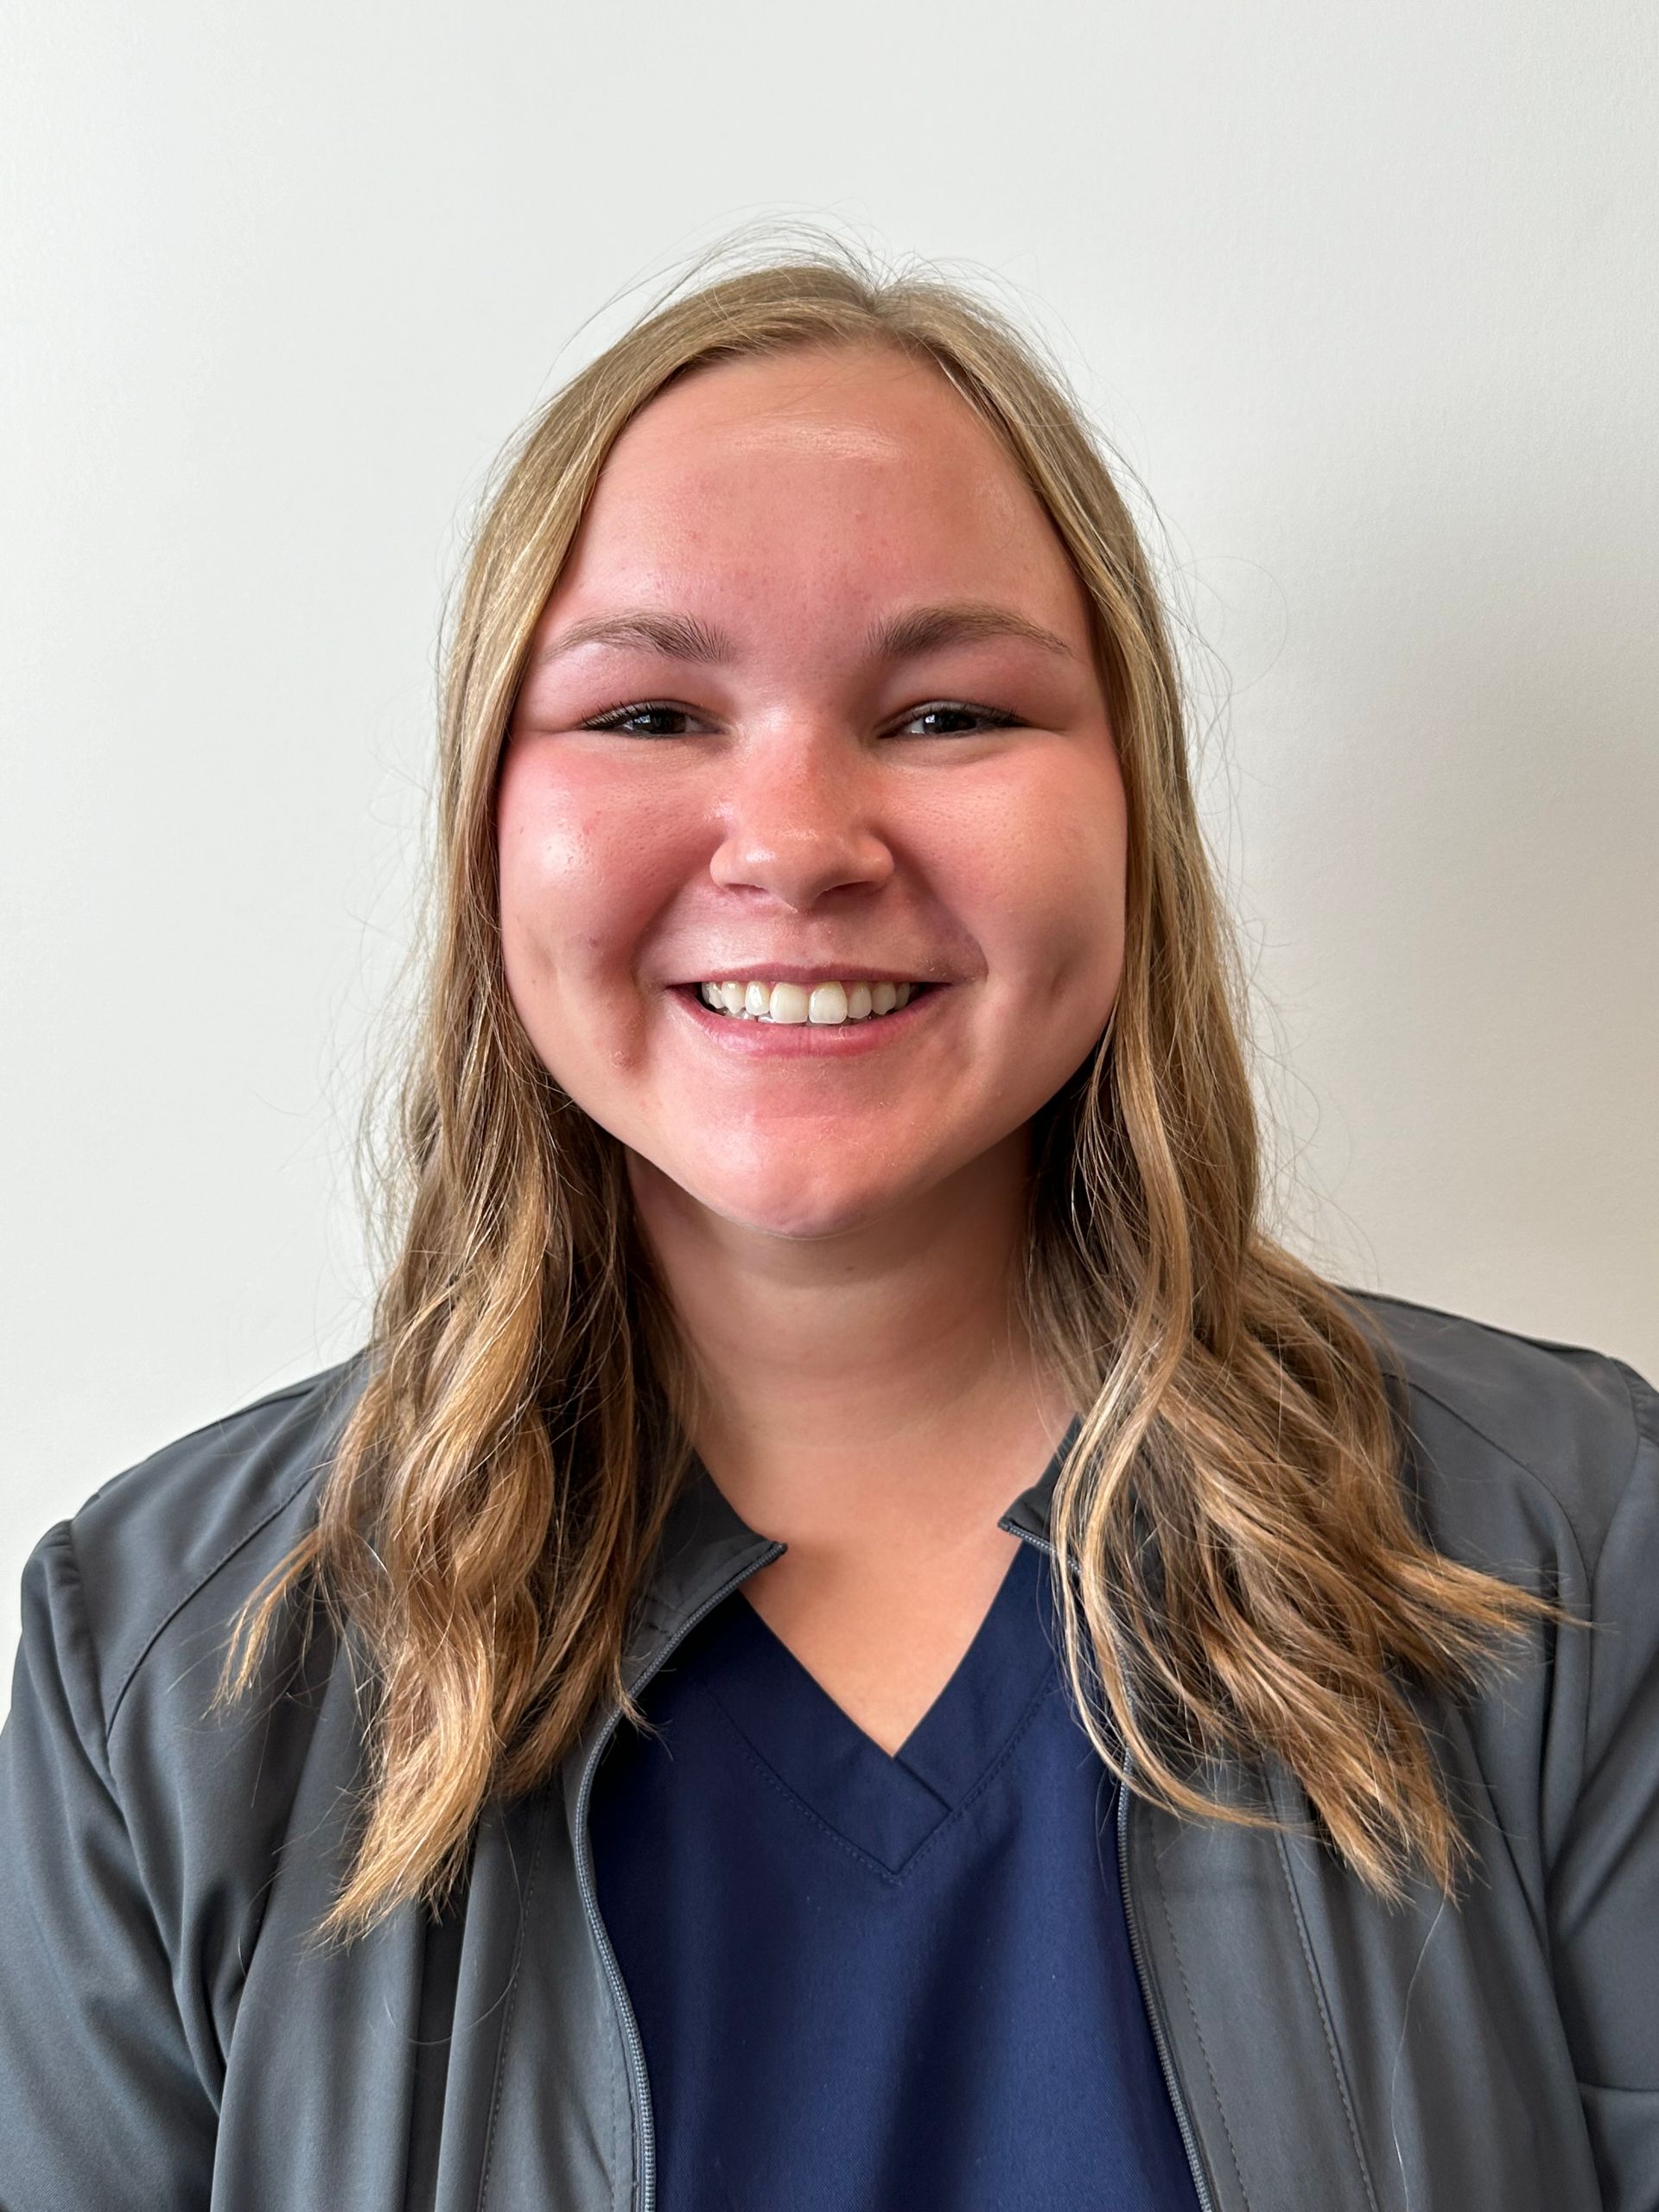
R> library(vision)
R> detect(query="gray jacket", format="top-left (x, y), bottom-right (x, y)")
top-left (2, 1290), bottom-right (1656, 2212)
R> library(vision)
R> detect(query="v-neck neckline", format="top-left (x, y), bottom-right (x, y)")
top-left (683, 1535), bottom-right (1059, 1874)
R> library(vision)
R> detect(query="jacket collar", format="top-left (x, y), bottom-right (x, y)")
top-left (623, 1458), bottom-right (780, 1694)
top-left (629, 1415), bottom-right (1082, 1692)
top-left (995, 1414), bottom-right (1079, 1546)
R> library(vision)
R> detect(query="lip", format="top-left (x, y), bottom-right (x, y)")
top-left (666, 980), bottom-right (950, 1054)
top-left (669, 964), bottom-right (938, 988)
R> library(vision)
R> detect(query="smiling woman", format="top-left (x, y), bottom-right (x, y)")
top-left (2, 242), bottom-right (1656, 2212)
top-left (496, 343), bottom-right (1128, 1269)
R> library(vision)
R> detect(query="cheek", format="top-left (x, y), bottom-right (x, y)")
top-left (1033, 816), bottom-right (1128, 998)
top-left (495, 744), bottom-right (684, 988)
top-left (945, 747), bottom-right (1128, 1007)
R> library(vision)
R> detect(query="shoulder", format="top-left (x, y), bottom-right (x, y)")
top-left (1344, 1292), bottom-right (1659, 1906)
top-left (1345, 1287), bottom-right (1652, 1589)
top-left (2, 1358), bottom-right (373, 2101)
top-left (38, 1354), bottom-right (368, 1746)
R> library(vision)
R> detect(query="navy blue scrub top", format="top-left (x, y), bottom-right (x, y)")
top-left (589, 1514), bottom-right (1204, 2211)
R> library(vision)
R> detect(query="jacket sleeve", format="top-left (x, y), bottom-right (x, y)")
top-left (1547, 1359), bottom-right (1659, 2212)
top-left (0, 1521), bottom-right (217, 2212)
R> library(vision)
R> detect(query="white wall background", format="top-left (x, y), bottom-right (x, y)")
top-left (3, 0), bottom-right (1655, 1684)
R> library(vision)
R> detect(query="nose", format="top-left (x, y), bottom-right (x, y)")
top-left (709, 724), bottom-right (894, 909)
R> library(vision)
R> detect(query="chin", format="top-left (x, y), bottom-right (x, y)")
top-left (686, 1155), bottom-right (919, 1243)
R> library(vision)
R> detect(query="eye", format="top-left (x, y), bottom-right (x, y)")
top-left (579, 699), bottom-right (708, 738)
top-left (890, 700), bottom-right (1023, 739)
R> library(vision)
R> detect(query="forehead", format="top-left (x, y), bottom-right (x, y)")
top-left (547, 342), bottom-right (1084, 624)
top-left (612, 341), bottom-right (1001, 474)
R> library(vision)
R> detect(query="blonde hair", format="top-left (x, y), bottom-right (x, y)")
top-left (218, 234), bottom-right (1562, 1943)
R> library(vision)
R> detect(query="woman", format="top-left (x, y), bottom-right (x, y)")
top-left (1, 245), bottom-right (1654, 2212)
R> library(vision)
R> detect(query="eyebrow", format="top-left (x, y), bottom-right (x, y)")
top-left (530, 600), bottom-right (1077, 668)
top-left (532, 610), bottom-right (734, 664)
top-left (867, 601), bottom-right (1077, 664)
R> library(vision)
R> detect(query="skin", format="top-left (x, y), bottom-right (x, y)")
top-left (497, 342), bottom-right (1129, 1751)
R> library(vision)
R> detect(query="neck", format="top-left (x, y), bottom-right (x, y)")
top-left (626, 1134), bottom-right (1074, 1551)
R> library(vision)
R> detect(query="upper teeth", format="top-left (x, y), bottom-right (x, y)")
top-left (697, 979), bottom-right (916, 1024)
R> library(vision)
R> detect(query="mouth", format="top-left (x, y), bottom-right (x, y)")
top-left (668, 974), bottom-right (946, 1051)
top-left (689, 976), bottom-right (932, 1025)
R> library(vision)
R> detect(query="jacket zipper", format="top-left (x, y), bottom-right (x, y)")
top-left (571, 1539), bottom-right (787, 2212)
top-left (1115, 1756), bottom-right (1217, 2212)
top-left (1007, 1522), bottom-right (1217, 2212)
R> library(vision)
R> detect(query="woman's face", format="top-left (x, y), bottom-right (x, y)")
top-left (497, 343), bottom-right (1128, 1241)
